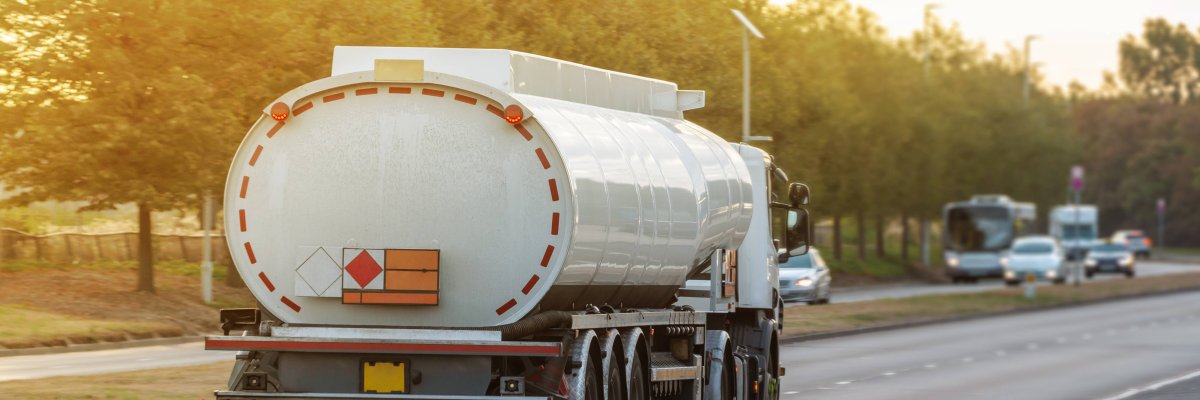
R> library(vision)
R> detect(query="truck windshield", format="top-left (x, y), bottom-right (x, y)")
top-left (946, 206), bottom-right (1013, 252)
top-left (1061, 224), bottom-right (1096, 240)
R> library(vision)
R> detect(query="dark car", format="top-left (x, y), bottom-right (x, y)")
top-left (1084, 243), bottom-right (1136, 278)
top-left (1111, 230), bottom-right (1152, 259)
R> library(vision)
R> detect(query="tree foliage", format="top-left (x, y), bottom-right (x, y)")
top-left (2, 0), bottom-right (1095, 281)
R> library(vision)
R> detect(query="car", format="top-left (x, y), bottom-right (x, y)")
top-left (1084, 242), bottom-right (1136, 278)
top-left (1111, 230), bottom-right (1152, 259)
top-left (779, 248), bottom-right (832, 305)
top-left (1002, 236), bottom-right (1068, 286)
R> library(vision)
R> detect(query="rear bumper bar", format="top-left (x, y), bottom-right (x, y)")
top-left (215, 391), bottom-right (547, 400)
top-left (206, 336), bottom-right (561, 357)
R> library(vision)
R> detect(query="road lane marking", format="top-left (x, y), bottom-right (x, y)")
top-left (785, 391), bottom-right (798, 395)
top-left (836, 381), bottom-right (853, 385)
top-left (1027, 343), bottom-right (1039, 350)
top-left (1098, 368), bottom-right (1200, 400)
top-left (962, 357), bottom-right (974, 363)
top-left (924, 363), bottom-right (937, 369)
top-left (995, 350), bottom-right (1006, 357)
top-left (1082, 333), bottom-right (1093, 340)
top-left (883, 371), bottom-right (896, 376)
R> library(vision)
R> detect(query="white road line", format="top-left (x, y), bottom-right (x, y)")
top-left (882, 371), bottom-right (896, 376)
top-left (785, 391), bottom-right (799, 395)
top-left (1027, 343), bottom-right (1039, 350)
top-left (995, 350), bottom-right (1006, 357)
top-left (836, 381), bottom-right (853, 385)
top-left (924, 364), bottom-right (937, 369)
top-left (962, 357), bottom-right (973, 363)
top-left (1098, 368), bottom-right (1200, 400)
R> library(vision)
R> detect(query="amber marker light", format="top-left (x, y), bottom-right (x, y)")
top-left (504, 104), bottom-right (524, 124)
top-left (270, 102), bottom-right (290, 121)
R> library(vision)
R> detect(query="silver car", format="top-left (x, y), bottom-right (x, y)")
top-left (1003, 236), bottom-right (1067, 286)
top-left (779, 248), bottom-right (832, 305)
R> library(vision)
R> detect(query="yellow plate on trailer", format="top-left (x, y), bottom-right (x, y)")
top-left (362, 360), bottom-right (407, 394)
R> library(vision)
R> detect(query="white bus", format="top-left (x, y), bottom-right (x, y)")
top-left (1049, 204), bottom-right (1099, 260)
top-left (943, 195), bottom-right (1037, 283)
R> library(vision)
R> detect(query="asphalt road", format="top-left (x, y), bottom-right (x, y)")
top-left (0, 341), bottom-right (231, 382)
top-left (828, 260), bottom-right (1199, 304)
top-left (780, 289), bottom-right (1200, 400)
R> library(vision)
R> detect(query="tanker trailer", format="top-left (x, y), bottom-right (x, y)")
top-left (208, 47), bottom-right (812, 400)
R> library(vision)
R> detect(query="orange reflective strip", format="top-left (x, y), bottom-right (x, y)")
top-left (540, 245), bottom-right (555, 267)
top-left (389, 87), bottom-right (412, 94)
top-left (422, 88), bottom-right (444, 97)
top-left (238, 209), bottom-right (247, 232)
top-left (521, 275), bottom-right (539, 295)
top-left (293, 102), bottom-right (313, 116)
top-left (515, 123), bottom-right (533, 141)
top-left (267, 121), bottom-right (284, 138)
top-left (244, 242), bottom-right (257, 264)
top-left (281, 296), bottom-right (301, 312)
top-left (535, 148), bottom-right (550, 169)
top-left (240, 176), bottom-right (249, 198)
top-left (322, 92), bottom-right (345, 103)
top-left (548, 179), bottom-right (559, 201)
top-left (258, 272), bottom-right (275, 292)
top-left (454, 94), bottom-right (478, 105)
top-left (495, 298), bottom-right (518, 315)
top-left (355, 88), bottom-right (378, 96)
top-left (249, 145), bottom-right (263, 166)
top-left (551, 212), bottom-right (560, 235)
top-left (487, 104), bottom-right (504, 118)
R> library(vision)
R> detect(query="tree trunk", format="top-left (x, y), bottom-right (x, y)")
top-left (833, 213), bottom-right (843, 261)
top-left (919, 218), bottom-right (930, 268)
top-left (875, 215), bottom-right (885, 258)
top-left (901, 213), bottom-right (910, 262)
top-left (856, 210), bottom-right (866, 261)
top-left (137, 203), bottom-right (155, 293)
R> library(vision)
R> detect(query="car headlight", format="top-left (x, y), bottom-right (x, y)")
top-left (1085, 258), bottom-right (1097, 267)
top-left (1004, 270), bottom-right (1015, 279)
top-left (1120, 255), bottom-right (1134, 266)
top-left (946, 257), bottom-right (959, 268)
top-left (796, 278), bottom-right (814, 288)
top-left (1045, 270), bottom-right (1057, 278)
top-left (1000, 257), bottom-right (1010, 267)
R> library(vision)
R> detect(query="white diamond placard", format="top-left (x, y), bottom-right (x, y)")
top-left (295, 247), bottom-right (343, 297)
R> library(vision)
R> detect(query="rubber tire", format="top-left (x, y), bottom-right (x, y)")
top-left (1086, 271), bottom-right (1094, 279)
top-left (605, 349), bottom-right (624, 400)
top-left (626, 350), bottom-right (647, 400)
top-left (1053, 278), bottom-right (1066, 285)
top-left (1125, 270), bottom-right (1136, 278)
top-left (1004, 280), bottom-right (1019, 287)
top-left (583, 357), bottom-right (601, 400)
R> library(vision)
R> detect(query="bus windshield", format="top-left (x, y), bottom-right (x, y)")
top-left (1061, 224), bottom-right (1096, 240)
top-left (946, 206), bottom-right (1013, 252)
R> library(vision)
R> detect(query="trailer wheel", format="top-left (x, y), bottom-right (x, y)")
top-left (627, 350), bottom-right (647, 400)
top-left (582, 359), bottom-right (603, 400)
top-left (605, 350), bottom-right (625, 400)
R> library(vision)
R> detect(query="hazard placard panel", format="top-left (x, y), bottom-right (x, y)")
top-left (343, 249), bottom-right (439, 305)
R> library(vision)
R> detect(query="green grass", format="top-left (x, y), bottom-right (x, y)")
top-left (0, 305), bottom-right (180, 349)
top-left (1161, 247), bottom-right (1200, 257)
top-left (0, 259), bottom-right (234, 280)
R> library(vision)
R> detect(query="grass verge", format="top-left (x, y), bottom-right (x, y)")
top-left (783, 272), bottom-right (1200, 338)
top-left (0, 305), bottom-right (181, 349)
top-left (0, 361), bottom-right (233, 399)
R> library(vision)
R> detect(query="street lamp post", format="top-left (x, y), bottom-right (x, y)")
top-left (730, 9), bottom-right (770, 143)
top-left (1023, 35), bottom-right (1039, 106)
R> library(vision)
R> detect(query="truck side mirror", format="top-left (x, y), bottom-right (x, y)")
top-left (786, 208), bottom-right (811, 256)
top-left (789, 183), bottom-right (810, 207)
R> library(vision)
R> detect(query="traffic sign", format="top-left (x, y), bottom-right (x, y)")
top-left (1157, 198), bottom-right (1166, 216)
top-left (1070, 165), bottom-right (1084, 192)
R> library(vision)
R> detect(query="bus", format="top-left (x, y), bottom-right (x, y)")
top-left (943, 195), bottom-right (1037, 283)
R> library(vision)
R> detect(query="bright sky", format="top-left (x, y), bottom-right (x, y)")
top-left (769, 0), bottom-right (1200, 89)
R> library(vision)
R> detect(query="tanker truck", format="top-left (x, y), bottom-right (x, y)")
top-left (209, 47), bottom-right (812, 400)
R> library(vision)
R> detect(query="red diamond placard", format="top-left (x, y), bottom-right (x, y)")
top-left (345, 250), bottom-right (383, 288)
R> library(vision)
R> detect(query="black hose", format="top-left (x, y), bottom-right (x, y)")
top-left (499, 310), bottom-right (573, 340)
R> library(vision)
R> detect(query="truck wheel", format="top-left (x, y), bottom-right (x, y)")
top-left (583, 362), bottom-right (601, 400)
top-left (605, 349), bottom-right (624, 400)
top-left (626, 350), bottom-right (646, 400)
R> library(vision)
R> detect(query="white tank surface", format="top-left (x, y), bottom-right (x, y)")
top-left (225, 47), bottom-right (753, 327)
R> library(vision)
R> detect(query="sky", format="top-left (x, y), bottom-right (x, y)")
top-left (769, 0), bottom-right (1200, 89)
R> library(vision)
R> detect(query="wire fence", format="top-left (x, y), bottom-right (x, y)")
top-left (0, 228), bottom-right (232, 264)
